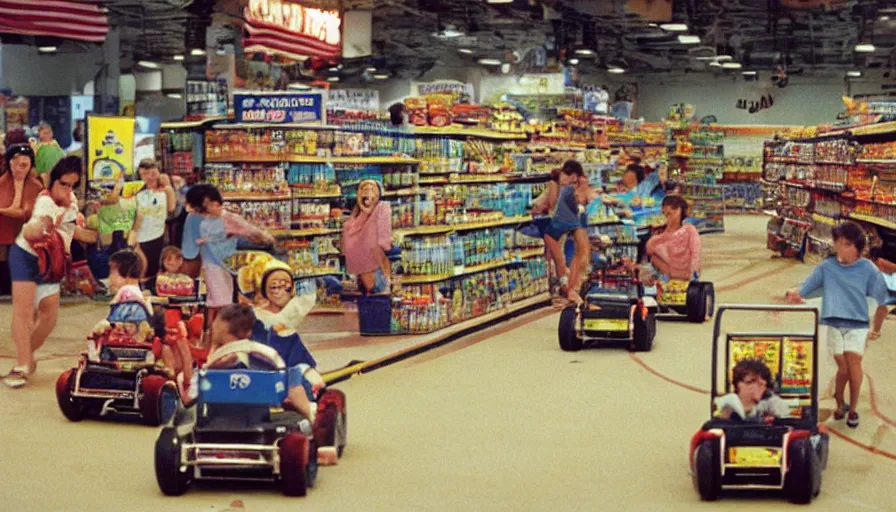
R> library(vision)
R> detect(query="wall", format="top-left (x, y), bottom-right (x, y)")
top-left (0, 44), bottom-right (105, 96)
top-left (635, 74), bottom-right (847, 125)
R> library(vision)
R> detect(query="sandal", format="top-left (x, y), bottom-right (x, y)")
top-left (847, 412), bottom-right (860, 429)
top-left (833, 402), bottom-right (849, 421)
top-left (2, 365), bottom-right (31, 389)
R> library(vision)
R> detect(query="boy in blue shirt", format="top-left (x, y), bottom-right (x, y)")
top-left (786, 221), bottom-right (888, 428)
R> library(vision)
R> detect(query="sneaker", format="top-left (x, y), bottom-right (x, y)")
top-left (833, 402), bottom-right (849, 421)
top-left (847, 412), bottom-right (860, 429)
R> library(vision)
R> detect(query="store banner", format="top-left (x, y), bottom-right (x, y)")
top-left (412, 81), bottom-right (474, 103)
top-left (86, 115), bottom-right (135, 181)
top-left (327, 89), bottom-right (379, 112)
top-left (233, 92), bottom-right (325, 124)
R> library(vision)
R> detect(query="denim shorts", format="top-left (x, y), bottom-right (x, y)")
top-left (546, 220), bottom-right (582, 241)
top-left (9, 243), bottom-right (42, 283)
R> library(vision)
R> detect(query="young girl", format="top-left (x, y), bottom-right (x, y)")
top-left (342, 179), bottom-right (392, 295)
top-left (644, 195), bottom-right (701, 282)
top-left (146, 246), bottom-right (191, 297)
top-left (126, 159), bottom-right (176, 280)
top-left (181, 184), bottom-right (276, 323)
top-left (544, 161), bottom-right (591, 303)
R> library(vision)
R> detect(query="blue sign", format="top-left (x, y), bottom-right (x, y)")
top-left (233, 93), bottom-right (324, 124)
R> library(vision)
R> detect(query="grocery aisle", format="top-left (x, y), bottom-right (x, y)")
top-left (1, 216), bottom-right (895, 511)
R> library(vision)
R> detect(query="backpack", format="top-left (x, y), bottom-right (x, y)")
top-left (32, 230), bottom-right (71, 283)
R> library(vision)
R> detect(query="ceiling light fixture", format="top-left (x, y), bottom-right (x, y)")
top-left (289, 83), bottom-right (311, 90)
top-left (137, 60), bottom-right (161, 69)
top-left (373, 73), bottom-right (390, 80)
top-left (327, 76), bottom-right (340, 82)
top-left (486, 0), bottom-right (514, 3)
top-left (478, 58), bottom-right (502, 66)
top-left (608, 66), bottom-right (625, 74)
top-left (855, 43), bottom-right (876, 53)
top-left (648, 23), bottom-right (658, 27)
top-left (568, 58), bottom-right (580, 65)
top-left (365, 67), bottom-right (377, 73)
top-left (722, 62), bottom-right (743, 69)
top-left (847, 70), bottom-right (862, 77)
top-left (709, 61), bottom-right (723, 68)
top-left (173, 55), bottom-right (185, 61)
top-left (678, 35), bottom-right (700, 44)
top-left (660, 23), bottom-right (688, 32)
top-left (742, 70), bottom-right (757, 76)
top-left (329, 67), bottom-right (340, 72)
top-left (190, 48), bottom-right (206, 56)
top-left (38, 46), bottom-right (57, 53)
top-left (715, 54), bottom-right (733, 61)
top-left (166, 93), bottom-right (183, 99)
top-left (880, 16), bottom-right (890, 22)
top-left (574, 48), bottom-right (595, 56)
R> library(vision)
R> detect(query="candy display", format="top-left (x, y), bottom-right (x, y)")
top-left (223, 199), bottom-right (291, 230)
top-left (205, 163), bottom-right (291, 197)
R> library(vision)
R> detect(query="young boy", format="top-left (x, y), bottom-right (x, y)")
top-left (108, 249), bottom-right (193, 383)
top-left (786, 221), bottom-right (889, 428)
top-left (715, 358), bottom-right (790, 421)
top-left (184, 304), bottom-right (316, 422)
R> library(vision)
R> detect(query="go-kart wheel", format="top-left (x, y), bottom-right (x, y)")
top-left (315, 389), bottom-right (347, 457)
top-left (558, 305), bottom-right (582, 352)
top-left (686, 282), bottom-right (712, 323)
top-left (815, 433), bottom-right (829, 471)
top-left (154, 427), bottom-right (192, 496)
top-left (784, 437), bottom-right (820, 504)
top-left (55, 369), bottom-right (84, 422)
top-left (693, 439), bottom-right (721, 501)
top-left (631, 311), bottom-right (655, 352)
top-left (280, 432), bottom-right (310, 497)
top-left (141, 375), bottom-right (179, 426)
top-left (306, 439), bottom-right (319, 489)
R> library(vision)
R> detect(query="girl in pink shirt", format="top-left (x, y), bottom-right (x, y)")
top-left (342, 180), bottom-right (392, 294)
top-left (645, 195), bottom-right (701, 281)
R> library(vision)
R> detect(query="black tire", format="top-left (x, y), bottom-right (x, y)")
top-left (693, 439), bottom-right (721, 501)
top-left (280, 432), bottom-right (309, 497)
top-left (816, 433), bottom-right (829, 471)
top-left (686, 282), bottom-right (710, 323)
top-left (558, 305), bottom-right (582, 352)
top-left (703, 283), bottom-right (715, 319)
top-left (154, 427), bottom-right (192, 496)
top-left (784, 437), bottom-right (819, 504)
top-left (56, 369), bottom-right (85, 422)
top-left (336, 409), bottom-right (347, 458)
top-left (631, 311), bottom-right (655, 352)
top-left (306, 439), bottom-right (319, 489)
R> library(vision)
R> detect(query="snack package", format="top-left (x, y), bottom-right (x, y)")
top-left (156, 273), bottom-right (196, 297)
top-left (405, 97), bottom-right (429, 126)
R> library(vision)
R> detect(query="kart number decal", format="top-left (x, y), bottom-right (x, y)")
top-left (230, 373), bottom-right (252, 390)
top-left (584, 318), bottom-right (629, 331)
top-left (727, 447), bottom-right (782, 466)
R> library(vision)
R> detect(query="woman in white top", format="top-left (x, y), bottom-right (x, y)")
top-left (126, 159), bottom-right (176, 279)
top-left (4, 156), bottom-right (96, 388)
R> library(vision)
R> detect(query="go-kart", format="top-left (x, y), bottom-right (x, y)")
top-left (150, 275), bottom-right (210, 366)
top-left (558, 265), bottom-right (657, 352)
top-left (690, 304), bottom-right (829, 504)
top-left (155, 341), bottom-right (322, 497)
top-left (653, 275), bottom-right (715, 323)
top-left (55, 301), bottom-right (178, 426)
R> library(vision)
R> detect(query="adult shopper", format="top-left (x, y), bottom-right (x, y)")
top-left (127, 159), bottom-right (176, 280)
top-left (0, 145), bottom-right (43, 296)
top-left (3, 156), bottom-right (94, 388)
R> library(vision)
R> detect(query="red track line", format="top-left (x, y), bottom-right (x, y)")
top-left (629, 353), bottom-right (710, 395)
top-left (821, 425), bottom-right (896, 461)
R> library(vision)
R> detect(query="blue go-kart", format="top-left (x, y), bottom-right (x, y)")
top-left (155, 341), bottom-right (320, 497)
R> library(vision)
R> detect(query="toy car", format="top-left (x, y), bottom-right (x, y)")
top-left (558, 266), bottom-right (657, 352)
top-left (155, 341), bottom-right (320, 497)
top-left (654, 277), bottom-right (715, 323)
top-left (151, 278), bottom-right (209, 367)
top-left (690, 304), bottom-right (829, 504)
top-left (55, 301), bottom-right (178, 426)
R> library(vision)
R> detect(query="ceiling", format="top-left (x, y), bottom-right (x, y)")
top-left (4, 1), bottom-right (896, 79)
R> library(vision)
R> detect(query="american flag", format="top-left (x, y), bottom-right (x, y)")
top-left (242, 5), bottom-right (342, 62)
top-left (0, 0), bottom-right (109, 43)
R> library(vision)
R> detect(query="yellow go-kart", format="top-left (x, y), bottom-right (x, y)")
top-left (654, 276), bottom-right (714, 323)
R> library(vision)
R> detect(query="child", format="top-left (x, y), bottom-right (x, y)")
top-left (644, 195), bottom-right (701, 283)
top-left (544, 160), bottom-right (591, 303)
top-left (785, 221), bottom-right (889, 428)
top-left (108, 249), bottom-right (193, 383)
top-left (342, 179), bottom-right (392, 295)
top-left (183, 304), bottom-right (316, 422)
top-left (715, 358), bottom-right (790, 421)
top-left (144, 245), bottom-right (191, 297)
top-left (181, 184), bottom-right (276, 321)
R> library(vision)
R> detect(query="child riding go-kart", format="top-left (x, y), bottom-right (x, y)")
top-left (558, 253), bottom-right (658, 353)
top-left (55, 301), bottom-right (178, 426)
top-left (690, 304), bottom-right (829, 504)
top-left (155, 341), bottom-right (320, 497)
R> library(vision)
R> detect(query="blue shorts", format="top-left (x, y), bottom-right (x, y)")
top-left (546, 220), bottom-right (582, 241)
top-left (9, 243), bottom-right (42, 283)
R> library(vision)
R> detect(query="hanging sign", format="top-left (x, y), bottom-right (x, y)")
top-left (412, 81), bottom-right (474, 103)
top-left (735, 94), bottom-right (774, 114)
top-left (86, 115), bottom-right (135, 181)
top-left (243, 0), bottom-right (342, 61)
top-left (233, 92), bottom-right (325, 124)
top-left (327, 89), bottom-right (379, 112)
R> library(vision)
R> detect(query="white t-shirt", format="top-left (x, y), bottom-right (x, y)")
top-left (15, 192), bottom-right (79, 256)
top-left (135, 188), bottom-right (168, 243)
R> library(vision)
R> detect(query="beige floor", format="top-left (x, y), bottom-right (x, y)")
top-left (1, 216), bottom-right (895, 511)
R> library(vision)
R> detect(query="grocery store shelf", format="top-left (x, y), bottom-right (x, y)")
top-left (383, 188), bottom-right (428, 197)
top-left (856, 159), bottom-right (896, 165)
top-left (396, 249), bottom-right (544, 285)
top-left (206, 155), bottom-right (420, 165)
top-left (271, 227), bottom-right (343, 237)
top-left (411, 126), bottom-right (529, 140)
top-left (291, 192), bottom-right (343, 200)
top-left (161, 116), bottom-right (229, 130)
top-left (848, 213), bottom-right (896, 231)
top-left (223, 193), bottom-right (291, 201)
top-left (393, 215), bottom-right (533, 238)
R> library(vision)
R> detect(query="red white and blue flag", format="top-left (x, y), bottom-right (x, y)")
top-left (0, 0), bottom-right (109, 43)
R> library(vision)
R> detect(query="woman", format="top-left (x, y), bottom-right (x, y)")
top-left (126, 159), bottom-right (176, 280)
top-left (644, 194), bottom-right (701, 282)
top-left (0, 145), bottom-right (44, 296)
top-left (342, 180), bottom-right (392, 295)
top-left (4, 156), bottom-right (94, 388)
